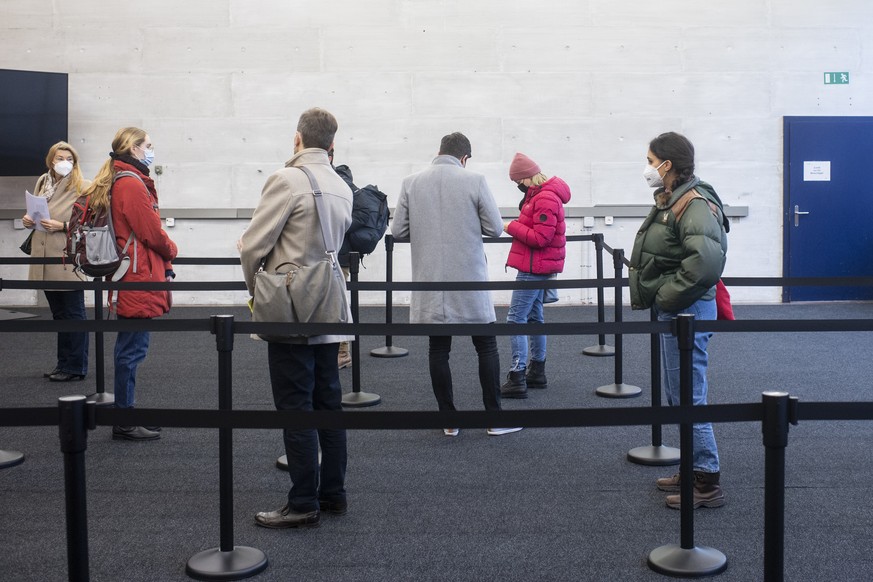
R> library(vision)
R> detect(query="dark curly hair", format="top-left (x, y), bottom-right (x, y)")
top-left (649, 132), bottom-right (695, 192)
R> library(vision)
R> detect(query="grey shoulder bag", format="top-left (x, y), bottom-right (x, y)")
top-left (252, 165), bottom-right (351, 341)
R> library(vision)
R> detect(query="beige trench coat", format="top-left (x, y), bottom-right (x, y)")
top-left (28, 173), bottom-right (91, 284)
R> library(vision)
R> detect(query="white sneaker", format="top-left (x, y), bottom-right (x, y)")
top-left (487, 427), bottom-right (523, 436)
top-left (444, 428), bottom-right (459, 437)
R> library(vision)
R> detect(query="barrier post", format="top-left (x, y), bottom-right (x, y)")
top-left (762, 391), bottom-right (797, 582)
top-left (59, 394), bottom-right (92, 582)
top-left (371, 235), bottom-right (408, 358)
top-left (595, 249), bottom-right (641, 398)
top-left (186, 315), bottom-right (268, 581)
top-left (627, 308), bottom-right (680, 465)
top-left (583, 233), bottom-right (614, 357)
top-left (343, 252), bottom-right (381, 407)
top-left (86, 283), bottom-right (113, 406)
top-left (648, 314), bottom-right (727, 577)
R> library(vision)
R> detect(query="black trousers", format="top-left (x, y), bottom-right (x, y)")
top-left (428, 335), bottom-right (502, 412)
top-left (267, 342), bottom-right (347, 512)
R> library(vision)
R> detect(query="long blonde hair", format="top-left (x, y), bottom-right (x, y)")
top-left (45, 141), bottom-right (86, 195)
top-left (82, 127), bottom-right (147, 211)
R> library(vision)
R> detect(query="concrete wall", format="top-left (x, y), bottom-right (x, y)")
top-left (2, 0), bottom-right (872, 306)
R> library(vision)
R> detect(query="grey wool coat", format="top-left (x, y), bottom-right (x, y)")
top-left (240, 148), bottom-right (354, 344)
top-left (391, 155), bottom-right (503, 324)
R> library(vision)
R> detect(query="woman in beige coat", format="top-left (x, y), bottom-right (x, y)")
top-left (22, 141), bottom-right (90, 381)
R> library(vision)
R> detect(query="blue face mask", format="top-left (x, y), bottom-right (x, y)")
top-left (140, 148), bottom-right (155, 167)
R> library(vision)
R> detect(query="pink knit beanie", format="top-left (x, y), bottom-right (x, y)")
top-left (509, 152), bottom-right (541, 181)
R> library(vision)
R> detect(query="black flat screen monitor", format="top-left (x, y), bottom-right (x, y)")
top-left (0, 69), bottom-right (69, 176)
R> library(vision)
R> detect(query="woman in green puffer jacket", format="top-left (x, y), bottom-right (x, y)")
top-left (629, 132), bottom-right (728, 511)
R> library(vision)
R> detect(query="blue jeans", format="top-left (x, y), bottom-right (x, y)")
top-left (113, 319), bottom-right (150, 409)
top-left (506, 272), bottom-right (553, 371)
top-left (44, 290), bottom-right (89, 376)
top-left (655, 298), bottom-right (720, 474)
top-left (268, 342), bottom-right (347, 513)
top-left (428, 335), bottom-right (502, 412)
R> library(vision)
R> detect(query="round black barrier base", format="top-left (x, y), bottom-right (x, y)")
top-left (342, 391), bottom-right (381, 407)
top-left (627, 445), bottom-right (681, 466)
top-left (370, 346), bottom-right (409, 358)
top-left (86, 392), bottom-right (115, 407)
top-left (186, 546), bottom-right (268, 581)
top-left (0, 450), bottom-right (25, 469)
top-left (648, 544), bottom-right (727, 578)
top-left (582, 344), bottom-right (615, 357)
top-left (595, 383), bottom-right (642, 398)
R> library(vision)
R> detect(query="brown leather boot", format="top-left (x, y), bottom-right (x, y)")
top-left (656, 473), bottom-right (681, 492)
top-left (665, 471), bottom-right (724, 509)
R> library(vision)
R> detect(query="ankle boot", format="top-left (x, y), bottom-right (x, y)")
top-left (665, 471), bottom-right (724, 509)
top-left (500, 370), bottom-right (528, 399)
top-left (525, 360), bottom-right (547, 389)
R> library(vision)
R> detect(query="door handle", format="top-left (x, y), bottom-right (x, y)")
top-left (794, 205), bottom-right (810, 227)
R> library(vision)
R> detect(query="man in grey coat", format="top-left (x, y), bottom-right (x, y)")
top-left (240, 108), bottom-right (353, 529)
top-left (392, 132), bottom-right (522, 437)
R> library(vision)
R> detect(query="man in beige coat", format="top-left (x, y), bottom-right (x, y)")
top-left (240, 108), bottom-right (353, 529)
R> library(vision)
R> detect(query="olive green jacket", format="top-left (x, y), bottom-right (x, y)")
top-left (628, 177), bottom-right (728, 312)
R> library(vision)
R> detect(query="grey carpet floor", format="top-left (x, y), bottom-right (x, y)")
top-left (2, 302), bottom-right (873, 581)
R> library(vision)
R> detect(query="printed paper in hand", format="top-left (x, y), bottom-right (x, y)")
top-left (25, 190), bottom-right (50, 232)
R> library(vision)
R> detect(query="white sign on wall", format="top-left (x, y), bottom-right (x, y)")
top-left (803, 161), bottom-right (831, 182)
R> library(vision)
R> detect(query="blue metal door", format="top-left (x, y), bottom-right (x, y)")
top-left (783, 116), bottom-right (873, 301)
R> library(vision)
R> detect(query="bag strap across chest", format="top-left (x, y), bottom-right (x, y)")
top-left (672, 188), bottom-right (721, 224)
top-left (298, 165), bottom-right (340, 261)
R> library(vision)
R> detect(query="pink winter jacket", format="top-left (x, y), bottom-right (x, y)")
top-left (505, 176), bottom-right (571, 275)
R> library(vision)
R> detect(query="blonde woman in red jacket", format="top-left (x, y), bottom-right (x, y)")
top-left (501, 153), bottom-right (571, 399)
top-left (82, 127), bottom-right (178, 441)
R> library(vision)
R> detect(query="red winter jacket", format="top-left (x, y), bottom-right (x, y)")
top-left (505, 176), bottom-right (571, 275)
top-left (110, 160), bottom-right (178, 318)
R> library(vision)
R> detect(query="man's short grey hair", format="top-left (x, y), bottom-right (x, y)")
top-left (297, 108), bottom-right (338, 151)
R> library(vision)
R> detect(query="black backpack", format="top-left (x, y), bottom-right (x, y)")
top-left (65, 171), bottom-right (138, 279)
top-left (345, 184), bottom-right (389, 255)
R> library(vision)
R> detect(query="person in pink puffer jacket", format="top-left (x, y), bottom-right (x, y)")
top-left (501, 153), bottom-right (571, 399)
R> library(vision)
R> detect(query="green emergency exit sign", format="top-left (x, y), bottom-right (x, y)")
top-left (824, 72), bottom-right (849, 84)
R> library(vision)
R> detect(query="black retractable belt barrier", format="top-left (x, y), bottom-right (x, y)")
top-left (86, 284), bottom-right (113, 407)
top-left (583, 233), bottom-right (615, 357)
top-left (186, 315), bottom-right (268, 581)
top-left (370, 235), bottom-right (408, 358)
top-left (343, 252), bottom-right (381, 407)
top-left (762, 391), bottom-right (798, 582)
top-left (627, 308), bottom-right (680, 465)
top-left (59, 395), bottom-right (93, 582)
top-left (648, 314), bottom-right (727, 577)
top-left (596, 249), bottom-right (641, 398)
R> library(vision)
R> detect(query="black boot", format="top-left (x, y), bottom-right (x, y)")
top-left (500, 370), bottom-right (528, 399)
top-left (525, 360), bottom-right (547, 389)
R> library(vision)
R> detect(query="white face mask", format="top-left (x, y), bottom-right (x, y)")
top-left (54, 160), bottom-right (74, 177)
top-left (643, 160), bottom-right (667, 188)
